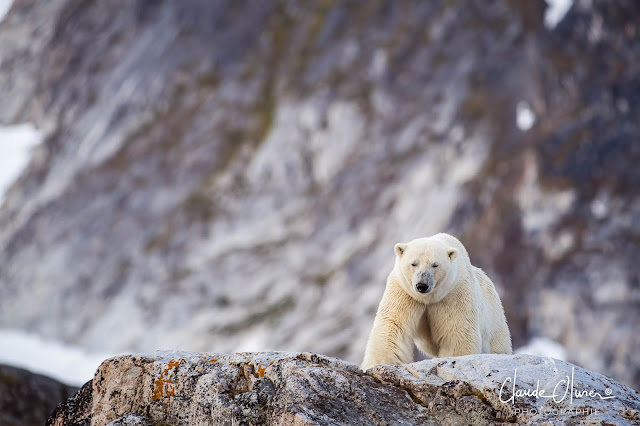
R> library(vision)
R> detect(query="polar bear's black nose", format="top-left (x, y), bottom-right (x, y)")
top-left (416, 283), bottom-right (431, 294)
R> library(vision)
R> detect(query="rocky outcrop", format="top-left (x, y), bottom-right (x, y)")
top-left (48, 351), bottom-right (639, 425)
top-left (1, 0), bottom-right (639, 390)
top-left (0, 364), bottom-right (77, 426)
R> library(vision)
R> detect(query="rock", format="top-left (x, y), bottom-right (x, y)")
top-left (0, 364), bottom-right (77, 426)
top-left (48, 351), bottom-right (639, 425)
top-left (0, 0), bottom-right (639, 391)
top-left (105, 414), bottom-right (152, 426)
top-left (48, 379), bottom-right (92, 426)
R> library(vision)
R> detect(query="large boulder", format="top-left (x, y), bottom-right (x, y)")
top-left (0, 364), bottom-right (77, 426)
top-left (48, 351), bottom-right (639, 425)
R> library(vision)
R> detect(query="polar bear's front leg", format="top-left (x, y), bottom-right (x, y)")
top-left (361, 282), bottom-right (423, 371)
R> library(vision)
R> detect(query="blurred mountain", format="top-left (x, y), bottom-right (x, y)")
top-left (0, 0), bottom-right (638, 389)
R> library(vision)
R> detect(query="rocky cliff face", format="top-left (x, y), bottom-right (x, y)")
top-left (48, 351), bottom-right (640, 425)
top-left (0, 0), bottom-right (639, 390)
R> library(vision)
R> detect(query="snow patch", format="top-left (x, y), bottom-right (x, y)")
top-left (516, 336), bottom-right (567, 361)
top-left (0, 329), bottom-right (120, 386)
top-left (0, 123), bottom-right (43, 203)
top-left (545, 0), bottom-right (573, 29)
top-left (590, 192), bottom-right (609, 219)
top-left (0, 0), bottom-right (13, 22)
top-left (516, 101), bottom-right (536, 131)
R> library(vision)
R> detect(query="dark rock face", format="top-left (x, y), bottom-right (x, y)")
top-left (48, 380), bottom-right (92, 426)
top-left (47, 352), bottom-right (640, 425)
top-left (0, 364), bottom-right (77, 426)
top-left (0, 0), bottom-right (638, 390)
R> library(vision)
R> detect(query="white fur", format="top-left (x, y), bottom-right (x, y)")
top-left (362, 233), bottom-right (512, 370)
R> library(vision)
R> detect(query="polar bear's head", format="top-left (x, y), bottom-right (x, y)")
top-left (394, 238), bottom-right (459, 302)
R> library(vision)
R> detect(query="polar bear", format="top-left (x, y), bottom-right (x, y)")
top-left (361, 233), bottom-right (511, 371)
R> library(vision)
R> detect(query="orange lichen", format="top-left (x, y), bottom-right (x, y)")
top-left (257, 365), bottom-right (267, 378)
top-left (269, 361), bottom-right (274, 365)
top-left (152, 358), bottom-right (180, 401)
top-left (152, 378), bottom-right (175, 400)
top-left (207, 358), bottom-right (219, 363)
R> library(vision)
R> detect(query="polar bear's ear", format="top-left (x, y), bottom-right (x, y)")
top-left (394, 243), bottom-right (408, 257)
top-left (447, 248), bottom-right (457, 261)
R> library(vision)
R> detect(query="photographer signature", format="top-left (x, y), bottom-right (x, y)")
top-left (499, 367), bottom-right (616, 404)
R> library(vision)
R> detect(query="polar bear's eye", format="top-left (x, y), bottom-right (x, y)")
top-left (432, 262), bottom-right (439, 268)
top-left (411, 262), bottom-right (417, 267)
